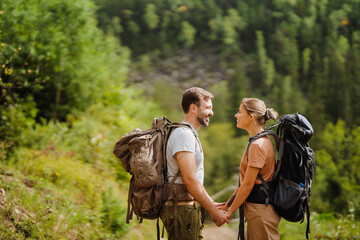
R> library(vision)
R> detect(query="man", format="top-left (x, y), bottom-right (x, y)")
top-left (160, 87), bottom-right (229, 240)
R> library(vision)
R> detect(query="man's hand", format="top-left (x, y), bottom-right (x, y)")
top-left (210, 208), bottom-right (229, 227)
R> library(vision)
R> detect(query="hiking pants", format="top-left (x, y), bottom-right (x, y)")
top-left (160, 202), bottom-right (204, 240)
top-left (244, 202), bottom-right (281, 240)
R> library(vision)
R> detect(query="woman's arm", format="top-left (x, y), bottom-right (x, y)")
top-left (225, 166), bottom-right (260, 218)
top-left (216, 187), bottom-right (239, 211)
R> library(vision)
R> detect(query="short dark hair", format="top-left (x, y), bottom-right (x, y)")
top-left (181, 87), bottom-right (214, 113)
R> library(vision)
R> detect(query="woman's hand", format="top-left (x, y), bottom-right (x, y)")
top-left (214, 202), bottom-right (227, 211)
top-left (225, 210), bottom-right (232, 220)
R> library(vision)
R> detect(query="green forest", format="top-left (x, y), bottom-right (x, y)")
top-left (1, 0), bottom-right (360, 239)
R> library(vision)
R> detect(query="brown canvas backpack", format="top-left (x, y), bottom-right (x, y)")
top-left (113, 117), bottom-right (192, 225)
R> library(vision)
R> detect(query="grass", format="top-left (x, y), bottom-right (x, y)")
top-left (0, 149), bottom-right (131, 239)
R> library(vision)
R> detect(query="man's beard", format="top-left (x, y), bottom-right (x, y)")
top-left (197, 115), bottom-right (210, 127)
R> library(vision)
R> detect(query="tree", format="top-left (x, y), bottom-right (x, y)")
top-left (0, 0), bottom-right (130, 145)
top-left (256, 31), bottom-right (275, 88)
top-left (0, 0), bottom-right (130, 122)
top-left (312, 120), bottom-right (360, 216)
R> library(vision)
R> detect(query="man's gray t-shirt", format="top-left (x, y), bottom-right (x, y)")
top-left (166, 122), bottom-right (204, 185)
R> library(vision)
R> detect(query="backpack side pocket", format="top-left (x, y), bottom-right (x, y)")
top-left (274, 176), bottom-right (304, 210)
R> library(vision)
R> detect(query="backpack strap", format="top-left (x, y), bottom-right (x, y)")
top-left (257, 174), bottom-right (272, 205)
top-left (238, 204), bottom-right (245, 240)
top-left (274, 127), bottom-right (285, 178)
top-left (306, 203), bottom-right (310, 239)
top-left (245, 130), bottom-right (279, 205)
top-left (156, 218), bottom-right (160, 240)
top-left (170, 171), bottom-right (181, 239)
top-left (304, 155), bottom-right (311, 240)
top-left (126, 176), bottom-right (134, 224)
top-left (163, 122), bottom-right (198, 239)
top-left (163, 122), bottom-right (195, 183)
top-left (171, 122), bottom-right (202, 152)
top-left (248, 130), bottom-right (280, 151)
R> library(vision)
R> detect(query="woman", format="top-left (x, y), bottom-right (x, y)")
top-left (220, 97), bottom-right (281, 239)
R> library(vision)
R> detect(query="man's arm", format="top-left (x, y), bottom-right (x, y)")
top-left (176, 151), bottom-right (229, 227)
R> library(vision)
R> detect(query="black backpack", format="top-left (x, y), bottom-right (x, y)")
top-left (246, 113), bottom-right (316, 239)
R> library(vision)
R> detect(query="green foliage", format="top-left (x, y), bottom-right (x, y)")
top-left (311, 120), bottom-right (360, 217)
top-left (0, 83), bottom-right (161, 238)
top-left (94, 0), bottom-right (360, 128)
top-left (256, 31), bottom-right (275, 87)
top-left (178, 21), bottom-right (197, 47)
top-left (279, 212), bottom-right (360, 239)
top-left (143, 4), bottom-right (159, 30)
top-left (209, 81), bottom-right (233, 123)
top-left (0, 97), bottom-right (37, 145)
top-left (272, 75), bottom-right (307, 115)
top-left (0, 0), bottom-right (130, 122)
top-left (0, 160), bottom-right (129, 239)
top-left (101, 187), bottom-right (129, 236)
top-left (201, 123), bottom-right (248, 196)
top-left (0, 1), bottom-right (161, 235)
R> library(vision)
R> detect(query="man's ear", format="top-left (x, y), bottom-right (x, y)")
top-left (190, 103), bottom-right (197, 114)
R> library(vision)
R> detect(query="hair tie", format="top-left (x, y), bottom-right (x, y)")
top-left (265, 108), bottom-right (272, 120)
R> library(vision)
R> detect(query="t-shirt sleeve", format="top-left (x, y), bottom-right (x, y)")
top-left (247, 142), bottom-right (266, 169)
top-left (168, 128), bottom-right (196, 157)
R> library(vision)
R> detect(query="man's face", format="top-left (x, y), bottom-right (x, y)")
top-left (196, 98), bottom-right (213, 127)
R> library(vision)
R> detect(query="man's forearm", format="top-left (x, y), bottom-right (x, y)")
top-left (176, 151), bottom-right (219, 217)
top-left (184, 179), bottom-right (217, 215)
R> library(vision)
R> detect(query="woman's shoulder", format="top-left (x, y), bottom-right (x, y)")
top-left (252, 136), bottom-right (273, 149)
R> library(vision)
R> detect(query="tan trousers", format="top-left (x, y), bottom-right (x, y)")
top-left (244, 202), bottom-right (281, 240)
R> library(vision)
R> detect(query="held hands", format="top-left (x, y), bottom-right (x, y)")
top-left (214, 202), bottom-right (233, 224)
top-left (211, 202), bottom-right (229, 227)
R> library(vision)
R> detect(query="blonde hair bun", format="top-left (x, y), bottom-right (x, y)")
top-left (265, 108), bottom-right (278, 121)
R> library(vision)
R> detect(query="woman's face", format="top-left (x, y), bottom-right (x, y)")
top-left (234, 104), bottom-right (252, 129)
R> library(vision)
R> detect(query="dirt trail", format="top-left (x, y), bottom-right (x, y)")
top-left (202, 223), bottom-right (238, 240)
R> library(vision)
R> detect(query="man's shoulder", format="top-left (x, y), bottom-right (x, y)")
top-left (167, 125), bottom-right (197, 153)
top-left (170, 126), bottom-right (194, 138)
